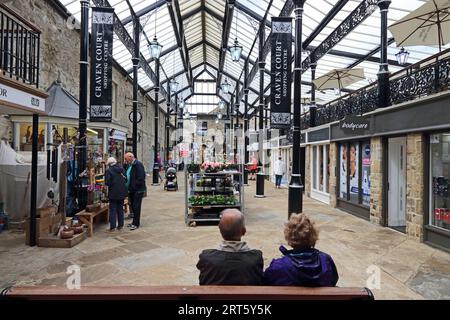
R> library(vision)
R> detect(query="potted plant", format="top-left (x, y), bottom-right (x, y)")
top-left (187, 162), bottom-right (200, 173)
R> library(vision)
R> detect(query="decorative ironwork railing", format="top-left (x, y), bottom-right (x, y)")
top-left (390, 52), bottom-right (450, 105)
top-left (301, 48), bottom-right (450, 130)
top-left (0, 4), bottom-right (40, 87)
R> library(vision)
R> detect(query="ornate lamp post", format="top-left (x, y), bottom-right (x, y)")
top-left (288, 0), bottom-right (306, 216)
top-left (377, 0), bottom-right (391, 108)
top-left (149, 36), bottom-right (163, 185)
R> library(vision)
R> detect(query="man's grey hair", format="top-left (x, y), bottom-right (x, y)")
top-left (219, 209), bottom-right (245, 241)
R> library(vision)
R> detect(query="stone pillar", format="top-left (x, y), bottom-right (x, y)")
top-left (370, 137), bottom-right (384, 226)
top-left (13, 121), bottom-right (20, 151)
top-left (329, 142), bottom-right (338, 208)
top-left (406, 133), bottom-right (425, 242)
top-left (304, 145), bottom-right (311, 197)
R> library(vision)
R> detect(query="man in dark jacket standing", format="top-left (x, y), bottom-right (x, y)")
top-left (105, 157), bottom-right (128, 232)
top-left (196, 209), bottom-right (264, 285)
top-left (124, 152), bottom-right (146, 230)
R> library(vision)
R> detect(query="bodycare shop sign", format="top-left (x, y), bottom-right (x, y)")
top-left (90, 7), bottom-right (114, 122)
top-left (270, 17), bottom-right (292, 129)
top-left (339, 115), bottom-right (370, 134)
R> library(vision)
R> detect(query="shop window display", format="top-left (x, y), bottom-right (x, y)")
top-left (319, 145), bottom-right (324, 191)
top-left (326, 145), bottom-right (330, 194)
top-left (311, 144), bottom-right (331, 203)
top-left (349, 143), bottom-right (359, 203)
top-left (52, 126), bottom-right (78, 145)
top-left (86, 129), bottom-right (104, 160)
top-left (313, 146), bottom-right (317, 190)
top-left (362, 142), bottom-right (371, 207)
top-left (19, 123), bottom-right (46, 151)
top-left (339, 141), bottom-right (370, 207)
top-left (339, 144), bottom-right (347, 199)
top-left (430, 133), bottom-right (450, 231)
top-left (108, 138), bottom-right (124, 162)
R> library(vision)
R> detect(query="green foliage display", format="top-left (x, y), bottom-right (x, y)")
top-left (189, 195), bottom-right (236, 206)
top-left (187, 163), bottom-right (200, 173)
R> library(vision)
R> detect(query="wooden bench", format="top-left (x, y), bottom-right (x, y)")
top-left (75, 204), bottom-right (109, 237)
top-left (1, 286), bottom-right (374, 300)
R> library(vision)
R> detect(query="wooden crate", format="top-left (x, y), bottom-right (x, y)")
top-left (37, 206), bottom-right (58, 219)
top-left (25, 216), bottom-right (50, 245)
top-left (38, 229), bottom-right (87, 248)
top-left (25, 213), bottom-right (62, 245)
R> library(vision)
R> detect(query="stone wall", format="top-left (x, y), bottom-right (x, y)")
top-left (406, 133), bottom-right (425, 242)
top-left (370, 137), bottom-right (384, 226)
top-left (1, 0), bottom-right (169, 172)
top-left (110, 67), bottom-right (155, 170)
top-left (6, 0), bottom-right (80, 96)
top-left (305, 145), bottom-right (311, 197)
top-left (329, 142), bottom-right (338, 208)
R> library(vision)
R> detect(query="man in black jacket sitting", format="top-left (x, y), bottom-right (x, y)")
top-left (196, 209), bottom-right (264, 285)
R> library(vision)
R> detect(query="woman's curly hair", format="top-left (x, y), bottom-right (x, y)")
top-left (284, 213), bottom-right (319, 249)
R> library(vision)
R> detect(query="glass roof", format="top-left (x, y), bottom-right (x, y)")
top-left (58, 0), bottom-right (446, 115)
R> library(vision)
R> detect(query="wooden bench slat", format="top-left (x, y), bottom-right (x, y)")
top-left (75, 206), bottom-right (109, 237)
top-left (3, 286), bottom-right (374, 300)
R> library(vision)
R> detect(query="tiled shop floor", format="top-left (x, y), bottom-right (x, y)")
top-left (1, 178), bottom-right (450, 299)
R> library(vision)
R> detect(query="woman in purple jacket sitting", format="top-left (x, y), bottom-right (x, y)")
top-left (264, 213), bottom-right (339, 287)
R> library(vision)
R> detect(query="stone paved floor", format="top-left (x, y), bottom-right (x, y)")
top-left (1, 177), bottom-right (450, 299)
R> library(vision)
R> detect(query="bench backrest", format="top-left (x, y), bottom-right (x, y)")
top-left (2, 286), bottom-right (374, 300)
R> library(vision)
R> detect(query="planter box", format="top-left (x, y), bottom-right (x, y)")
top-left (38, 229), bottom-right (87, 248)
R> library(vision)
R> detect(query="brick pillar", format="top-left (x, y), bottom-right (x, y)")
top-left (305, 145), bottom-right (311, 197)
top-left (370, 137), bottom-right (384, 225)
top-left (406, 133), bottom-right (425, 242)
top-left (329, 142), bottom-right (338, 208)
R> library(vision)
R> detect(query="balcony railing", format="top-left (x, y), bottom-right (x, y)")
top-left (0, 4), bottom-right (40, 88)
top-left (301, 48), bottom-right (450, 130)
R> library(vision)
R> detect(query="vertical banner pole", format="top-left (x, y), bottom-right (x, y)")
top-left (78, 0), bottom-right (89, 211)
top-left (288, 0), bottom-right (305, 216)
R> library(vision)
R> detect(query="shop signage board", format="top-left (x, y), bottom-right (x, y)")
top-left (0, 83), bottom-right (45, 113)
top-left (110, 129), bottom-right (126, 141)
top-left (270, 17), bottom-right (292, 129)
top-left (339, 115), bottom-right (369, 134)
top-left (308, 127), bottom-right (330, 143)
top-left (90, 7), bottom-right (114, 122)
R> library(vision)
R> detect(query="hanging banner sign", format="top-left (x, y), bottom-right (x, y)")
top-left (270, 17), bottom-right (292, 129)
top-left (90, 7), bottom-right (114, 122)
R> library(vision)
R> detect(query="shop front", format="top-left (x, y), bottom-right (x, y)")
top-left (107, 128), bottom-right (127, 164)
top-left (0, 71), bottom-right (47, 244)
top-left (329, 91), bottom-right (450, 250)
top-left (307, 126), bottom-right (331, 204)
top-left (426, 131), bottom-right (450, 251)
top-left (269, 134), bottom-right (292, 187)
top-left (11, 81), bottom-right (128, 163)
top-left (268, 132), bottom-right (305, 188)
top-left (336, 139), bottom-right (371, 220)
top-left (330, 115), bottom-right (372, 219)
